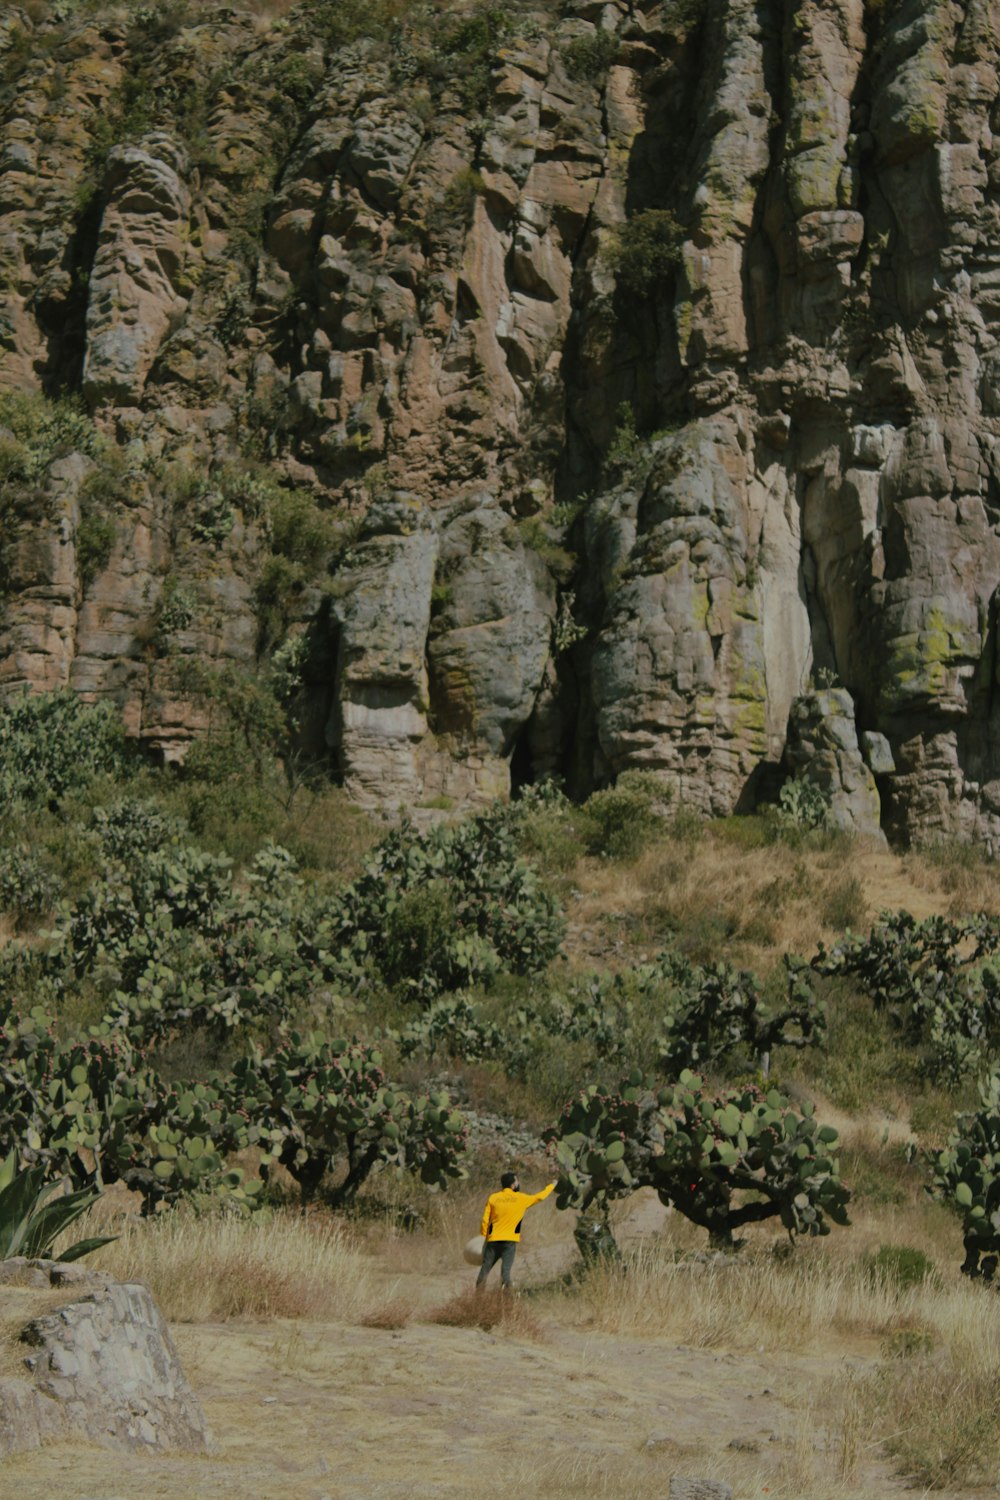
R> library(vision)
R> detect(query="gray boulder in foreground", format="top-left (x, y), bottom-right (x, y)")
top-left (0, 1258), bottom-right (212, 1458)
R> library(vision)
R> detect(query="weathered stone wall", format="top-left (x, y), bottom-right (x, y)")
top-left (4, 0), bottom-right (1000, 842)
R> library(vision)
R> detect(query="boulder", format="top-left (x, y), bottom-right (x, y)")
top-left (0, 1259), bottom-right (212, 1459)
top-left (785, 689), bottom-right (885, 841)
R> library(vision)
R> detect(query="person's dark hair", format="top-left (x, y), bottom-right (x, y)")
top-left (500, 1171), bottom-right (518, 1189)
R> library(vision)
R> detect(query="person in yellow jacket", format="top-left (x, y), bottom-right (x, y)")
top-left (476, 1171), bottom-right (556, 1290)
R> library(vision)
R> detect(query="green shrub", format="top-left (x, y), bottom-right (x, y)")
top-left (0, 690), bottom-right (125, 810)
top-left (381, 881), bottom-right (457, 990)
top-left (268, 488), bottom-right (336, 565)
top-left (583, 770), bottom-right (669, 860)
top-left (860, 1244), bottom-right (940, 1291)
top-left (155, 575), bottom-right (198, 645)
top-left (335, 805), bottom-right (566, 1002)
top-left (606, 401), bottom-right (642, 470)
top-left (814, 911), bottom-right (1000, 1083)
top-left (512, 781), bottom-right (588, 874)
top-left (0, 391), bottom-right (103, 480)
top-left (514, 516), bottom-right (577, 583)
top-left (608, 209), bottom-right (684, 297)
top-left (75, 508), bottom-right (117, 584)
top-left (777, 775), bottom-right (831, 834)
top-left (436, 168), bottom-right (486, 230)
top-left (563, 29), bottom-right (618, 79)
top-left (0, 849), bottom-right (60, 929)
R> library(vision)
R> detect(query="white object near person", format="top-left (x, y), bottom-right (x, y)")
top-left (463, 1234), bottom-right (485, 1266)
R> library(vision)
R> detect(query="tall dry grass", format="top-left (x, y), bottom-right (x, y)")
top-left (78, 1210), bottom-right (374, 1323)
top-left (564, 827), bottom-right (883, 976)
top-left (839, 1304), bottom-right (1000, 1489)
top-left (561, 816), bottom-right (1000, 979)
top-left (558, 1243), bottom-right (931, 1351)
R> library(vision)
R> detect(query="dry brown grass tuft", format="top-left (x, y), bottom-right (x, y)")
top-left (428, 1286), bottom-right (542, 1337)
top-left (359, 1296), bottom-right (413, 1330)
top-left (904, 836), bottom-right (1000, 917)
top-left (84, 1210), bottom-right (373, 1323)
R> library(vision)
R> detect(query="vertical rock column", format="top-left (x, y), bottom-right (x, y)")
top-left (83, 134), bottom-right (190, 406)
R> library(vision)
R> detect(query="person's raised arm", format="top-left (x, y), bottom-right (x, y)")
top-left (524, 1182), bottom-right (556, 1207)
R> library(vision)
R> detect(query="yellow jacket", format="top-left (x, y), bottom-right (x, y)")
top-left (480, 1183), bottom-right (555, 1242)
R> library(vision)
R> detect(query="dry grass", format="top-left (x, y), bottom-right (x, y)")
top-left (428, 1286), bottom-right (542, 1337)
top-left (79, 1210), bottom-right (374, 1323)
top-left (846, 1336), bottom-right (1000, 1488)
top-left (834, 1277), bottom-right (1000, 1489)
top-left (359, 1295), bottom-right (413, 1329)
top-left (905, 836), bottom-right (1000, 917)
top-left (564, 830), bottom-right (882, 976)
top-left (553, 1192), bottom-right (970, 1349)
top-left (562, 821), bottom-right (1000, 979)
top-left (551, 1224), bottom-right (1000, 1490)
top-left (561, 1244), bottom-right (917, 1351)
top-left (503, 1432), bottom-right (896, 1500)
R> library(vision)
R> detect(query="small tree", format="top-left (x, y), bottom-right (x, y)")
top-left (546, 1070), bottom-right (850, 1250)
top-left (814, 911), bottom-right (1000, 1081)
top-left (608, 209), bottom-right (684, 296)
top-left (658, 954), bottom-right (824, 1078)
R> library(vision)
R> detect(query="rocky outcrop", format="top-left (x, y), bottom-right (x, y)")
top-left (785, 688), bottom-right (884, 839)
top-left (4, 0), bottom-right (1000, 841)
top-left (0, 1257), bottom-right (212, 1457)
top-left (83, 135), bottom-right (191, 406)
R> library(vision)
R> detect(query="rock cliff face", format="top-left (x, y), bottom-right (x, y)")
top-left (4, 0), bottom-right (1000, 844)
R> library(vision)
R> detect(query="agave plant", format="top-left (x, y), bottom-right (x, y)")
top-left (0, 1154), bottom-right (116, 1262)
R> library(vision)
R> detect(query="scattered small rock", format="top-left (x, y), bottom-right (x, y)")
top-left (668, 1479), bottom-right (733, 1500)
top-left (644, 1433), bottom-right (682, 1454)
top-left (728, 1437), bottom-right (760, 1453)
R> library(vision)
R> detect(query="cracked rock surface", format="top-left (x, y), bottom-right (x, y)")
top-left (0, 1258), bottom-right (212, 1458)
top-left (4, 0), bottom-right (1000, 843)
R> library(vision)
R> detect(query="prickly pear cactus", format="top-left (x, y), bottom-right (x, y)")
top-left (226, 1032), bottom-right (466, 1205)
top-left (813, 911), bottom-right (1000, 1081)
top-left (547, 1069), bottom-right (850, 1250)
top-left (929, 1072), bottom-right (1000, 1278)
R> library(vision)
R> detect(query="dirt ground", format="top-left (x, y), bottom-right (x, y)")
top-left (4, 1196), bottom-right (985, 1500)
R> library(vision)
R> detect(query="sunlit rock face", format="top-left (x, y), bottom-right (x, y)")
top-left (4, 0), bottom-right (1000, 843)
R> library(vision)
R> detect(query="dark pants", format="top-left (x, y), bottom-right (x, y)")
top-left (477, 1239), bottom-right (517, 1288)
